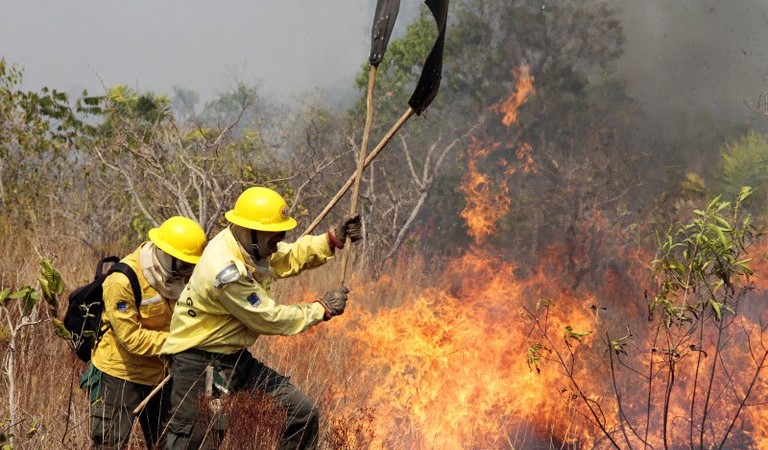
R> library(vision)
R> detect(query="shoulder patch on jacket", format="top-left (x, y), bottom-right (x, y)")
top-left (246, 292), bottom-right (261, 307)
top-left (215, 263), bottom-right (241, 288)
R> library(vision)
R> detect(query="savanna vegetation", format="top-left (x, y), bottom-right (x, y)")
top-left (3, 0), bottom-right (768, 448)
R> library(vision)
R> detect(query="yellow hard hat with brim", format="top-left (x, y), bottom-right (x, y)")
top-left (148, 216), bottom-right (207, 264)
top-left (225, 187), bottom-right (298, 232)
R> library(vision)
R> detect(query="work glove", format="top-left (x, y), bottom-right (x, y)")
top-left (327, 214), bottom-right (362, 250)
top-left (315, 286), bottom-right (349, 320)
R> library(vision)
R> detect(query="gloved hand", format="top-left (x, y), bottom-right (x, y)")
top-left (315, 286), bottom-right (349, 320)
top-left (327, 214), bottom-right (362, 249)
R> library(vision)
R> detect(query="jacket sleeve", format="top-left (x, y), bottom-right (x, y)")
top-left (218, 275), bottom-right (325, 336)
top-left (102, 273), bottom-right (168, 356)
top-left (270, 234), bottom-right (335, 279)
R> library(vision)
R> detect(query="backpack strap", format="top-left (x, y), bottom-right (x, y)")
top-left (109, 262), bottom-right (143, 316)
top-left (95, 256), bottom-right (121, 280)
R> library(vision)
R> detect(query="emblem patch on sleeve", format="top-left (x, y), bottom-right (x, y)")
top-left (246, 292), bottom-right (261, 307)
top-left (215, 263), bottom-right (241, 288)
top-left (116, 301), bottom-right (128, 312)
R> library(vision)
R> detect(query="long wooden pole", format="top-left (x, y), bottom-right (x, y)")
top-left (339, 66), bottom-right (377, 285)
top-left (302, 107), bottom-right (415, 237)
top-left (132, 373), bottom-right (171, 415)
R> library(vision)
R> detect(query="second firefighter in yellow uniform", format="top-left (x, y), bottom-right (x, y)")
top-left (87, 216), bottom-right (207, 450)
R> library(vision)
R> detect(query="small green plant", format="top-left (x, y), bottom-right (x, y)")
top-left (0, 259), bottom-right (62, 449)
top-left (651, 186), bottom-right (759, 326)
top-left (648, 186), bottom-right (767, 449)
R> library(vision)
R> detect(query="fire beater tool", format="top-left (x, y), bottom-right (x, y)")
top-left (132, 2), bottom-right (401, 415)
top-left (339, 0), bottom-right (401, 285)
top-left (303, 0), bottom-right (450, 237)
top-left (134, 0), bottom-right (448, 415)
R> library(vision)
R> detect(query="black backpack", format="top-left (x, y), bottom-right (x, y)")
top-left (63, 256), bottom-right (142, 362)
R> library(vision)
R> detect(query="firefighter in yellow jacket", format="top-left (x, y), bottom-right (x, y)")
top-left (84, 216), bottom-right (207, 450)
top-left (161, 186), bottom-right (361, 450)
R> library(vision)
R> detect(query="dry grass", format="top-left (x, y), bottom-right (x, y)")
top-left (7, 223), bottom-right (768, 449)
top-left (0, 226), bottom-right (435, 449)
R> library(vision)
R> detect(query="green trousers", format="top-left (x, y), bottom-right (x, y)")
top-left (82, 364), bottom-right (170, 449)
top-left (165, 349), bottom-right (319, 450)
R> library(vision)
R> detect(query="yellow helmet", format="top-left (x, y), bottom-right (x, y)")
top-left (147, 216), bottom-right (207, 264)
top-left (224, 187), bottom-right (298, 232)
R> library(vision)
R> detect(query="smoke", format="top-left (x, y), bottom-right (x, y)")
top-left (613, 0), bottom-right (768, 127)
top-left (2, 0), bottom-right (765, 134)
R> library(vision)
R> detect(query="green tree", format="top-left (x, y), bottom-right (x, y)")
top-left (0, 59), bottom-right (85, 229)
top-left (78, 84), bottom-right (172, 142)
top-left (77, 83), bottom-right (288, 242)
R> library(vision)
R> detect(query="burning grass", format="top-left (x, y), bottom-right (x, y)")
top-left (2, 215), bottom-right (768, 448)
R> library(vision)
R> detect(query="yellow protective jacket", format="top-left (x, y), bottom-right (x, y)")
top-left (161, 227), bottom-right (332, 356)
top-left (91, 245), bottom-right (173, 386)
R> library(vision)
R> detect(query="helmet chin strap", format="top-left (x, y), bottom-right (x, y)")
top-left (250, 229), bottom-right (263, 261)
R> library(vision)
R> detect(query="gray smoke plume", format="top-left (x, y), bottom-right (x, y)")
top-left (613, 0), bottom-right (768, 127)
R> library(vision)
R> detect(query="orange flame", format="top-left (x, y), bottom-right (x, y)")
top-left (492, 66), bottom-right (534, 127)
top-left (513, 142), bottom-right (537, 175)
top-left (314, 233), bottom-right (768, 448)
top-left (459, 138), bottom-right (509, 243)
top-left (342, 247), bottom-right (601, 448)
top-left (459, 66), bottom-right (536, 243)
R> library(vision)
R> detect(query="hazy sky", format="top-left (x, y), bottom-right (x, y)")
top-left (0, 1), bottom-right (419, 105)
top-left (1, 0), bottom-right (767, 123)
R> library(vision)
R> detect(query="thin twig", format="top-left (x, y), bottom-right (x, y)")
top-left (522, 305), bottom-right (621, 449)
